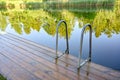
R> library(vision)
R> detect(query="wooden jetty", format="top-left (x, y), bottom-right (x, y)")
top-left (0, 33), bottom-right (120, 80)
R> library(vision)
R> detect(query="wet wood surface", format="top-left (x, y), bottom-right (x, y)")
top-left (0, 33), bottom-right (120, 80)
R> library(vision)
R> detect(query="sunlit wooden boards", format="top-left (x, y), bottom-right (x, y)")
top-left (0, 33), bottom-right (120, 80)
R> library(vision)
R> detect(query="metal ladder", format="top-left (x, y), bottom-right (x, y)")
top-left (55, 20), bottom-right (69, 59)
top-left (55, 20), bottom-right (92, 69)
top-left (78, 23), bottom-right (92, 69)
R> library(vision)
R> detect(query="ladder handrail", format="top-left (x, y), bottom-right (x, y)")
top-left (78, 23), bottom-right (92, 69)
top-left (56, 20), bottom-right (69, 58)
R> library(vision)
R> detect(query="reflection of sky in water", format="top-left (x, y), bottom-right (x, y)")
top-left (6, 20), bottom-right (120, 71)
top-left (92, 34), bottom-right (120, 70)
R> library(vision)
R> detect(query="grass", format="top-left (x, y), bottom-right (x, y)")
top-left (0, 74), bottom-right (6, 80)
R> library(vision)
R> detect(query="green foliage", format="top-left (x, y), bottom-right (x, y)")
top-left (0, 1), bottom-right (6, 11)
top-left (26, 2), bottom-right (42, 10)
top-left (42, 23), bottom-right (56, 36)
top-left (8, 11), bottom-right (42, 34)
top-left (0, 74), bottom-right (6, 80)
top-left (5, 9), bottom-right (74, 38)
top-left (93, 8), bottom-right (120, 37)
top-left (45, 0), bottom-right (114, 11)
top-left (42, 0), bottom-right (47, 2)
top-left (0, 11), bottom-right (7, 31)
top-left (0, 0), bottom-right (119, 38)
top-left (0, 0), bottom-right (114, 11)
top-left (7, 3), bottom-right (15, 9)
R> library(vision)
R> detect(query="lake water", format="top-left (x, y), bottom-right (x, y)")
top-left (0, 1), bottom-right (120, 71)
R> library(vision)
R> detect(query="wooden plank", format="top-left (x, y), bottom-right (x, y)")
top-left (3, 33), bottom-right (84, 68)
top-left (0, 34), bottom-right (119, 79)
top-left (0, 34), bottom-right (120, 80)
top-left (0, 44), bottom-right (67, 80)
top-left (0, 35), bottom-right (102, 80)
top-left (0, 53), bottom-right (40, 80)
top-left (0, 35), bottom-right (79, 71)
top-left (0, 49), bottom-right (57, 80)
top-left (0, 36), bottom-right (90, 80)
top-left (0, 36), bottom-right (112, 80)
top-left (2, 33), bottom-right (82, 68)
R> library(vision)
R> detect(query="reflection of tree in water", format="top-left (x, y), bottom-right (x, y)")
top-left (0, 0), bottom-right (119, 38)
top-left (0, 10), bottom-right (74, 38)
top-left (93, 0), bottom-right (120, 37)
top-left (68, 11), bottom-right (96, 29)
top-left (0, 12), bottom-right (7, 31)
top-left (42, 10), bottom-right (74, 38)
top-left (8, 11), bottom-right (42, 34)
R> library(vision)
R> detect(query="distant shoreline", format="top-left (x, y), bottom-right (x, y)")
top-left (0, 1), bottom-right (114, 11)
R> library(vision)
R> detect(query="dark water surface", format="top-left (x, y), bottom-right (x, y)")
top-left (0, 1), bottom-right (120, 71)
